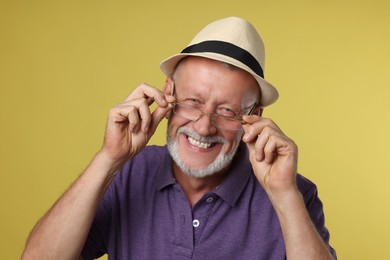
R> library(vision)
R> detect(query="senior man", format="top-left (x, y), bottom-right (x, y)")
top-left (22, 17), bottom-right (337, 259)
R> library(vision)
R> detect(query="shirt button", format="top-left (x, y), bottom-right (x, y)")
top-left (192, 219), bottom-right (200, 228)
top-left (206, 197), bottom-right (214, 203)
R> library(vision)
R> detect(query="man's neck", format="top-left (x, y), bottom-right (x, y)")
top-left (172, 163), bottom-right (228, 207)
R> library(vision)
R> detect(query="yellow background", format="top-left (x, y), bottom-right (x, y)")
top-left (1, 1), bottom-right (389, 259)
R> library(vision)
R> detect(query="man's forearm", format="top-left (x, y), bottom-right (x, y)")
top-left (269, 189), bottom-right (334, 260)
top-left (21, 152), bottom-right (117, 260)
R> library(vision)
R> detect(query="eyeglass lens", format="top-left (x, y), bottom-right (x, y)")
top-left (173, 103), bottom-right (242, 130)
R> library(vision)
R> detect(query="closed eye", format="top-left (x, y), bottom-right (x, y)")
top-left (216, 107), bottom-right (237, 117)
top-left (181, 98), bottom-right (202, 107)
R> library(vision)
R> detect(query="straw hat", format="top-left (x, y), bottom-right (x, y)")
top-left (160, 16), bottom-right (279, 107)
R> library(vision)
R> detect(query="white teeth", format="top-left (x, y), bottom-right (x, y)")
top-left (188, 136), bottom-right (212, 149)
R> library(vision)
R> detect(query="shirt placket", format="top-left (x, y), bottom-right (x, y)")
top-left (191, 193), bottom-right (217, 246)
top-left (172, 186), bottom-right (218, 258)
top-left (172, 184), bottom-right (195, 258)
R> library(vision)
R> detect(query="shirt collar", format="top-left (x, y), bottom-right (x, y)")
top-left (156, 147), bottom-right (176, 191)
top-left (213, 143), bottom-right (252, 207)
top-left (156, 143), bottom-right (252, 207)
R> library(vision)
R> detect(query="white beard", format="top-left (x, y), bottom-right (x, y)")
top-left (167, 126), bottom-right (242, 178)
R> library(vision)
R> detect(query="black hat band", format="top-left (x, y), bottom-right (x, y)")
top-left (181, 40), bottom-right (264, 78)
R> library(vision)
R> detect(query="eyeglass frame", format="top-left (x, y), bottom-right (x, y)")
top-left (168, 82), bottom-right (258, 130)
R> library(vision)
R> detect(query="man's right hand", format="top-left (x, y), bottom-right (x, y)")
top-left (99, 82), bottom-right (173, 171)
top-left (21, 82), bottom-right (173, 260)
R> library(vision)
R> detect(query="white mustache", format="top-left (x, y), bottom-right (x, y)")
top-left (177, 126), bottom-right (226, 144)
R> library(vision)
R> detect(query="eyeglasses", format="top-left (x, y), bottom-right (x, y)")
top-left (170, 99), bottom-right (257, 131)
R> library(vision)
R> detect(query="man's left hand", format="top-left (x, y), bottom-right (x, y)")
top-left (242, 115), bottom-right (299, 198)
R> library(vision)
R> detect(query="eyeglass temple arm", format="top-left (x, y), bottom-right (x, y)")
top-left (241, 102), bottom-right (258, 125)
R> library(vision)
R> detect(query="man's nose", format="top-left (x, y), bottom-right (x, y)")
top-left (191, 113), bottom-right (218, 136)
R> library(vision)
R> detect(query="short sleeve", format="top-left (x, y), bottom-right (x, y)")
top-left (297, 174), bottom-right (337, 259)
top-left (81, 188), bottom-right (112, 260)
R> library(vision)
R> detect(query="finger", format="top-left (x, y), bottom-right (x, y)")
top-left (242, 118), bottom-right (282, 143)
top-left (263, 136), bottom-right (277, 163)
top-left (254, 132), bottom-right (269, 162)
top-left (242, 114), bottom-right (261, 124)
top-left (242, 124), bottom-right (257, 143)
top-left (243, 115), bottom-right (282, 132)
top-left (115, 97), bottom-right (154, 133)
top-left (244, 124), bottom-right (284, 161)
top-left (165, 94), bottom-right (176, 103)
top-left (125, 83), bottom-right (168, 108)
top-left (126, 105), bottom-right (141, 133)
top-left (135, 96), bottom-right (172, 133)
top-left (243, 122), bottom-right (268, 143)
top-left (109, 104), bottom-right (133, 124)
top-left (138, 102), bottom-right (152, 133)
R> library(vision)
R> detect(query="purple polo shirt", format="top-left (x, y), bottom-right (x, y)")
top-left (81, 144), bottom-right (336, 259)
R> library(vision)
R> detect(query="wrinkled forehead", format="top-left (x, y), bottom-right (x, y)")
top-left (173, 57), bottom-right (261, 97)
top-left (172, 57), bottom-right (260, 109)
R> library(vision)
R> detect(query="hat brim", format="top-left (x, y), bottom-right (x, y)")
top-left (160, 53), bottom-right (279, 107)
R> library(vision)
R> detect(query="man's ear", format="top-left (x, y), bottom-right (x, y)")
top-left (163, 77), bottom-right (174, 96)
top-left (163, 77), bottom-right (174, 119)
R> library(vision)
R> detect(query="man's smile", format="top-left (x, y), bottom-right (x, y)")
top-left (187, 135), bottom-right (216, 149)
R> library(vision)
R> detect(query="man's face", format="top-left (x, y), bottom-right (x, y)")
top-left (166, 57), bottom-right (259, 178)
